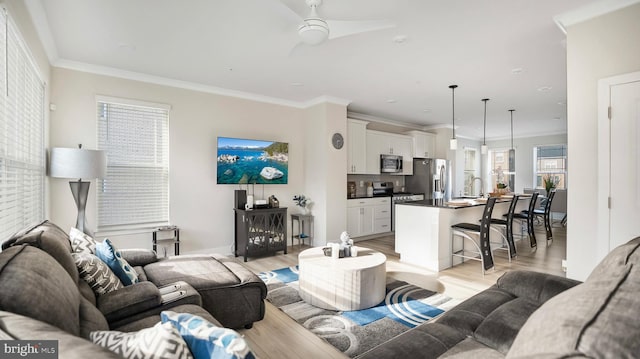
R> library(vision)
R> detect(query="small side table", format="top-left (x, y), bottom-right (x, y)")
top-left (153, 226), bottom-right (180, 256)
top-left (291, 214), bottom-right (313, 248)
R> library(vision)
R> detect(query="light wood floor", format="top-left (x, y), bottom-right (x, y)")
top-left (236, 224), bottom-right (567, 359)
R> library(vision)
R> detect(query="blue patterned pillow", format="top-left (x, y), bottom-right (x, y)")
top-left (91, 321), bottom-right (193, 359)
top-left (95, 238), bottom-right (139, 286)
top-left (161, 311), bottom-right (255, 359)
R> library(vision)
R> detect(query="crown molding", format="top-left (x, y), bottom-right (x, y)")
top-left (24, 0), bottom-right (58, 63)
top-left (346, 111), bottom-right (426, 131)
top-left (554, 0), bottom-right (640, 34)
top-left (303, 96), bottom-right (351, 108)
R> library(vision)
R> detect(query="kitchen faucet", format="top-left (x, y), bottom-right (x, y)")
top-left (472, 177), bottom-right (484, 198)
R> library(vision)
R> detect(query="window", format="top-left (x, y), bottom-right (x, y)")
top-left (534, 144), bottom-right (567, 189)
top-left (96, 96), bottom-right (170, 232)
top-left (463, 148), bottom-right (478, 195)
top-left (0, 10), bottom-right (46, 241)
top-left (489, 148), bottom-right (515, 191)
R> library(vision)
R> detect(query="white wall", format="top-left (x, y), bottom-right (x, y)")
top-left (49, 67), bottom-right (346, 254)
top-left (566, 3), bottom-right (640, 280)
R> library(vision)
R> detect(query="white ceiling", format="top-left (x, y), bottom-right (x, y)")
top-left (26, 0), bottom-right (617, 140)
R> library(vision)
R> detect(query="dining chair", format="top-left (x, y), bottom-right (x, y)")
top-left (451, 197), bottom-right (497, 276)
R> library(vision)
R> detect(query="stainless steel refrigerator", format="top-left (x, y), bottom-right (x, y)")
top-left (405, 158), bottom-right (452, 201)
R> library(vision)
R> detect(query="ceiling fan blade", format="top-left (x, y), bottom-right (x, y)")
top-left (326, 19), bottom-right (396, 40)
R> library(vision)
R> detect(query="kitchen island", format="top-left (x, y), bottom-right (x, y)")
top-left (395, 198), bottom-right (528, 272)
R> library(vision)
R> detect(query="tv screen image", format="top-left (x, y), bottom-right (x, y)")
top-left (217, 137), bottom-right (289, 184)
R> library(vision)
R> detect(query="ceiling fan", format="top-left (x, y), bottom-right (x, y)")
top-left (278, 0), bottom-right (396, 46)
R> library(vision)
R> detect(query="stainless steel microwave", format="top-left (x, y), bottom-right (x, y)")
top-left (380, 154), bottom-right (403, 173)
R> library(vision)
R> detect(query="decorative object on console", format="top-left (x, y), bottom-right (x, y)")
top-left (449, 84), bottom-right (458, 150)
top-left (339, 231), bottom-right (354, 257)
top-left (49, 144), bottom-right (107, 237)
top-left (481, 98), bottom-right (489, 154)
top-left (293, 194), bottom-right (311, 214)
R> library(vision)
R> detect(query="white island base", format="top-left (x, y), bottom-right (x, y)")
top-left (395, 200), bottom-right (526, 272)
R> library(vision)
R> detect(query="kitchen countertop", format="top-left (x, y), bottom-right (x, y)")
top-left (398, 196), bottom-right (528, 209)
top-left (347, 195), bottom-right (392, 200)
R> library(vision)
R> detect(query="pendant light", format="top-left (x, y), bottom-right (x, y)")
top-left (449, 84), bottom-right (458, 150)
top-left (508, 109), bottom-right (516, 190)
top-left (481, 98), bottom-right (489, 154)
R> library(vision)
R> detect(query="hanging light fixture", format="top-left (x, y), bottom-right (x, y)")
top-left (481, 98), bottom-right (489, 154)
top-left (508, 109), bottom-right (516, 190)
top-left (449, 85), bottom-right (458, 150)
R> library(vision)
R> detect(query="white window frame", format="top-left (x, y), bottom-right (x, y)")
top-left (0, 8), bottom-right (46, 241)
top-left (96, 96), bottom-right (171, 234)
top-left (533, 144), bottom-right (568, 190)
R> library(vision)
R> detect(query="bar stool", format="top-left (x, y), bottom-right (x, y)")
top-left (488, 195), bottom-right (519, 261)
top-left (451, 197), bottom-right (497, 275)
top-left (511, 192), bottom-right (539, 248)
top-left (523, 190), bottom-right (555, 245)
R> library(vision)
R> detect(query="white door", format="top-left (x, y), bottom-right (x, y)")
top-left (609, 79), bottom-right (640, 249)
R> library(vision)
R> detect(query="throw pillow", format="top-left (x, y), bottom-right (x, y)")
top-left (73, 252), bottom-right (123, 296)
top-left (69, 227), bottom-right (97, 254)
top-left (161, 311), bottom-right (255, 359)
top-left (95, 238), bottom-right (140, 286)
top-left (91, 321), bottom-right (194, 359)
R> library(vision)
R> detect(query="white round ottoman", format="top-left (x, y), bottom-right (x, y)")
top-left (298, 246), bottom-right (387, 311)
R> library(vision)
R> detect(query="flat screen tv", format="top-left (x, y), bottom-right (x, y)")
top-left (216, 137), bottom-right (289, 184)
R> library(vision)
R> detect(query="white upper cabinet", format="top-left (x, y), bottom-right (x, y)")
top-left (407, 130), bottom-right (436, 158)
top-left (347, 119), bottom-right (368, 174)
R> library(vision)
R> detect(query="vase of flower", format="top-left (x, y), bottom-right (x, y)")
top-left (293, 194), bottom-right (311, 215)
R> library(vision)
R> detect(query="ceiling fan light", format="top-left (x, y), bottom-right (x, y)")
top-left (298, 19), bottom-right (329, 45)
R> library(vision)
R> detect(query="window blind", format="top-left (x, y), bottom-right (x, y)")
top-left (96, 97), bottom-right (170, 231)
top-left (0, 9), bottom-right (45, 241)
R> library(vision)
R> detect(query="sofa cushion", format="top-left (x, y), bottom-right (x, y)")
top-left (473, 297), bottom-right (540, 354)
top-left (79, 297), bottom-right (110, 338)
top-left (73, 252), bottom-right (124, 296)
top-left (440, 337), bottom-right (505, 359)
top-left (111, 304), bottom-right (220, 333)
top-left (0, 311), bottom-right (122, 359)
top-left (507, 237), bottom-right (640, 358)
top-left (70, 227), bottom-right (97, 253)
top-left (435, 287), bottom-right (515, 336)
top-left (587, 236), bottom-right (640, 282)
top-left (90, 321), bottom-right (194, 359)
top-left (96, 238), bottom-right (140, 286)
top-left (0, 246), bottom-right (81, 335)
top-left (161, 311), bottom-right (255, 359)
top-left (8, 221), bottom-right (79, 283)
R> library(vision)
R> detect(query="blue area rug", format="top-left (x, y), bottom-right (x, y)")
top-left (259, 266), bottom-right (458, 357)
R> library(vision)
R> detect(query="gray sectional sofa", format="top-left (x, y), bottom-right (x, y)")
top-left (358, 237), bottom-right (640, 358)
top-left (0, 221), bottom-right (267, 358)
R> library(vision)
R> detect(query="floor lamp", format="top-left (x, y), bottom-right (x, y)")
top-left (50, 145), bottom-right (107, 237)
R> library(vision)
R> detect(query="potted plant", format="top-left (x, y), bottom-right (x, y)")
top-left (542, 175), bottom-right (557, 196)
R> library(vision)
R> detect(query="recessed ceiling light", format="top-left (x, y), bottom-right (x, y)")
top-left (557, 101), bottom-right (566, 105)
top-left (386, 99), bottom-right (397, 104)
top-left (423, 109), bottom-right (431, 113)
top-left (511, 68), bottom-right (523, 75)
top-left (552, 117), bottom-right (561, 121)
top-left (392, 35), bottom-right (408, 43)
top-left (537, 86), bottom-right (552, 92)
top-left (290, 82), bottom-right (304, 87)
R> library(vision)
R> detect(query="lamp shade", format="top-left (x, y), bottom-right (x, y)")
top-left (50, 147), bottom-right (107, 179)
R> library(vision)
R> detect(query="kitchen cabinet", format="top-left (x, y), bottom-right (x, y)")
top-left (407, 130), bottom-right (436, 158)
top-left (365, 130), bottom-right (414, 175)
top-left (347, 119), bottom-right (368, 174)
top-left (347, 197), bottom-right (391, 238)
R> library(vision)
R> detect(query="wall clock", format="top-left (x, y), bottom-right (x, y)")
top-left (332, 132), bottom-right (344, 149)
